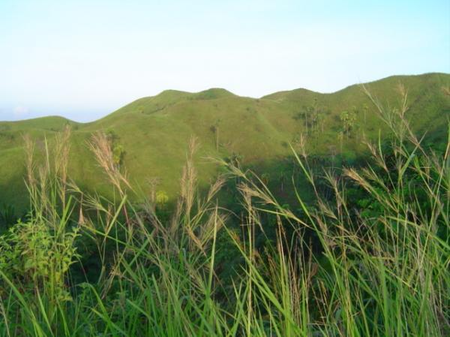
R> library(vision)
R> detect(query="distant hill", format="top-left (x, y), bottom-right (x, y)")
top-left (1, 73), bottom-right (449, 211)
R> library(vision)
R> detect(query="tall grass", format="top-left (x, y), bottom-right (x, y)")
top-left (0, 90), bottom-right (448, 336)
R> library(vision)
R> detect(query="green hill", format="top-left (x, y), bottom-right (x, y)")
top-left (1, 73), bottom-right (449, 211)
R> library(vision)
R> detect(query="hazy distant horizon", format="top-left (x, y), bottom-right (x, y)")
top-left (1, 0), bottom-right (449, 122)
top-left (0, 71), bottom-right (447, 123)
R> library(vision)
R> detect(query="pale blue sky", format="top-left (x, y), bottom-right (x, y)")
top-left (0, 0), bottom-right (449, 122)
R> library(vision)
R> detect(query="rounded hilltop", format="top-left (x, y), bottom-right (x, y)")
top-left (0, 73), bottom-right (448, 212)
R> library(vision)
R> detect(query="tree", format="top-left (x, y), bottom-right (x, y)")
top-left (113, 144), bottom-right (125, 167)
top-left (210, 119), bottom-right (221, 151)
top-left (340, 110), bottom-right (357, 138)
top-left (156, 190), bottom-right (169, 205)
top-left (317, 113), bottom-right (326, 132)
top-left (363, 103), bottom-right (369, 124)
top-left (279, 169), bottom-right (288, 192)
top-left (261, 173), bottom-right (270, 185)
top-left (338, 131), bottom-right (344, 152)
top-left (294, 105), bottom-right (314, 134)
top-left (294, 99), bottom-right (327, 135)
top-left (328, 145), bottom-right (338, 167)
top-left (107, 130), bottom-right (126, 167)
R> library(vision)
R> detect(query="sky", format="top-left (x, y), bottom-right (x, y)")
top-left (0, 0), bottom-right (449, 122)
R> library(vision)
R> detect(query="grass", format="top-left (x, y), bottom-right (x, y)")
top-left (0, 88), bottom-right (448, 336)
top-left (0, 73), bottom-right (449, 212)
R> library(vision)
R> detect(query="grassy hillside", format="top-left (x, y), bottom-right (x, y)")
top-left (1, 73), bottom-right (449, 211)
top-left (0, 99), bottom-right (448, 336)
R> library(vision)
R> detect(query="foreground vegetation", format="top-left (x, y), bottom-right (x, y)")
top-left (0, 90), bottom-right (449, 336)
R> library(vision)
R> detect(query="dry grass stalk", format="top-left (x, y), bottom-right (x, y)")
top-left (23, 134), bottom-right (36, 189)
top-left (180, 136), bottom-right (199, 219)
top-left (54, 126), bottom-right (71, 207)
top-left (88, 132), bottom-right (131, 196)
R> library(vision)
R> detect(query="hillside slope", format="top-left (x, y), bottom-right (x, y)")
top-left (1, 73), bottom-right (449, 211)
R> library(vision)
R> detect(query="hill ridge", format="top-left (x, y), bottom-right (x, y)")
top-left (1, 72), bottom-right (448, 124)
top-left (0, 72), bottom-right (448, 210)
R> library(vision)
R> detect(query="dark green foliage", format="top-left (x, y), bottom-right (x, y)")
top-left (0, 204), bottom-right (18, 231)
